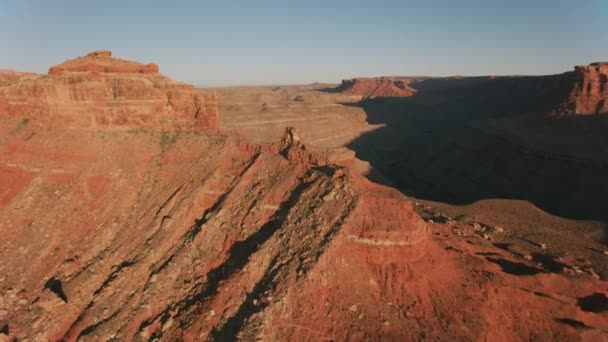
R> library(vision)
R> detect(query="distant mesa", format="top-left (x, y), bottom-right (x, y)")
top-left (336, 77), bottom-right (419, 98)
top-left (0, 50), bottom-right (218, 131)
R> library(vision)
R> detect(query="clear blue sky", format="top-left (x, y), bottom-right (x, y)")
top-left (1, 0), bottom-right (607, 86)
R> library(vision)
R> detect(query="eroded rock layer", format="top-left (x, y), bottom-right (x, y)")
top-left (0, 51), bottom-right (218, 131)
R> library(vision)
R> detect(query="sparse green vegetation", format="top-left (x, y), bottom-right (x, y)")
top-left (11, 117), bottom-right (30, 134)
top-left (127, 128), bottom-right (145, 135)
top-left (159, 131), bottom-right (177, 150)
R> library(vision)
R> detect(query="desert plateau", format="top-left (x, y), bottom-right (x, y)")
top-left (1, 2), bottom-right (608, 341)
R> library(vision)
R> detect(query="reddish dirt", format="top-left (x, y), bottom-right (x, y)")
top-left (0, 54), bottom-right (607, 341)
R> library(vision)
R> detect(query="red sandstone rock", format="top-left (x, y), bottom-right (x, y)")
top-left (338, 77), bottom-right (418, 98)
top-left (0, 51), bottom-right (218, 131)
top-left (568, 63), bottom-right (608, 114)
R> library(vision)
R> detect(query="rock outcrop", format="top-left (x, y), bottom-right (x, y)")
top-left (337, 77), bottom-right (419, 98)
top-left (0, 51), bottom-right (218, 131)
top-left (567, 63), bottom-right (608, 114)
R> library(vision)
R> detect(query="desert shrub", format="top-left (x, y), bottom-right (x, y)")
top-left (159, 131), bottom-right (177, 150)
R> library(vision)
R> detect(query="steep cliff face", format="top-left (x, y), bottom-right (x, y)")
top-left (0, 51), bottom-right (218, 131)
top-left (568, 63), bottom-right (608, 114)
top-left (337, 77), bottom-right (419, 98)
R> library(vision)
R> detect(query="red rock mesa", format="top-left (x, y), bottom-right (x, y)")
top-left (0, 50), bottom-right (218, 131)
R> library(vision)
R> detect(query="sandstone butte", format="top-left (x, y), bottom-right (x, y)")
top-left (0, 52), bottom-right (607, 341)
top-left (0, 50), bottom-right (218, 131)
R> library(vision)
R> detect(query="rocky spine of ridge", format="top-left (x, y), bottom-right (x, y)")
top-left (337, 77), bottom-right (418, 98)
top-left (567, 63), bottom-right (608, 114)
top-left (0, 126), bottom-right (430, 340)
top-left (0, 50), bottom-right (218, 131)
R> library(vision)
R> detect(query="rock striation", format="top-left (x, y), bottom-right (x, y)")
top-left (0, 50), bottom-right (218, 131)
